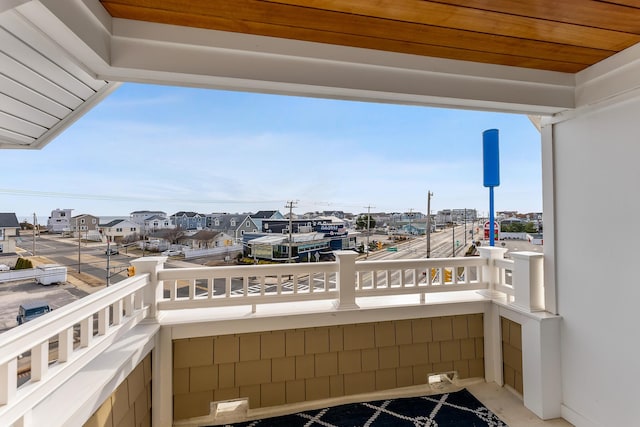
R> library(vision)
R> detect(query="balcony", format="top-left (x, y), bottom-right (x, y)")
top-left (0, 248), bottom-right (562, 426)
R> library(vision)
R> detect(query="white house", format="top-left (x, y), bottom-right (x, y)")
top-left (46, 208), bottom-right (73, 233)
top-left (3, 2), bottom-right (640, 427)
top-left (98, 219), bottom-right (139, 243)
top-left (130, 210), bottom-right (174, 235)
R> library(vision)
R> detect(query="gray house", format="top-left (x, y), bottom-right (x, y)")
top-left (171, 211), bottom-right (206, 230)
top-left (209, 214), bottom-right (256, 241)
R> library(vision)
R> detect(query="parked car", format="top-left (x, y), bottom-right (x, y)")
top-left (0, 264), bottom-right (9, 271)
top-left (105, 248), bottom-right (119, 255)
top-left (16, 301), bottom-right (52, 325)
top-left (161, 249), bottom-right (182, 256)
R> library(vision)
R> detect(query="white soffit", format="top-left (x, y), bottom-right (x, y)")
top-left (0, 8), bottom-right (116, 150)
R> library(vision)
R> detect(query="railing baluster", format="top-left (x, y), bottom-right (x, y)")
top-left (208, 277), bottom-right (214, 299)
top-left (169, 279), bottom-right (177, 300)
top-left (189, 279), bottom-right (195, 300)
top-left (293, 274), bottom-right (298, 294)
top-left (98, 307), bottom-right (109, 336)
top-left (124, 294), bottom-right (134, 317)
top-left (0, 359), bottom-right (17, 405)
top-left (30, 341), bottom-right (49, 381)
top-left (225, 277), bottom-right (231, 297)
top-left (112, 300), bottom-right (123, 325)
top-left (58, 328), bottom-right (73, 363)
top-left (134, 289), bottom-right (143, 309)
top-left (80, 317), bottom-right (92, 348)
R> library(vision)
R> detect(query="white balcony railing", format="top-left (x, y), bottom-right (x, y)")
top-left (0, 274), bottom-right (149, 423)
top-left (0, 247), bottom-right (545, 426)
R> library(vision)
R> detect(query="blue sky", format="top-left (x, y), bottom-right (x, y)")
top-left (2, 83), bottom-right (542, 223)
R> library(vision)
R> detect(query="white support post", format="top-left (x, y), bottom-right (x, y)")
top-left (124, 294), bottom-right (134, 317)
top-left (130, 256), bottom-right (167, 319)
top-left (484, 303), bottom-right (503, 385)
top-left (477, 246), bottom-right (508, 297)
top-left (30, 341), bottom-right (49, 381)
top-left (58, 328), bottom-right (73, 363)
top-left (333, 251), bottom-right (359, 310)
top-left (153, 326), bottom-right (173, 425)
top-left (98, 306), bottom-right (109, 336)
top-left (112, 300), bottom-right (123, 325)
top-left (522, 316), bottom-right (562, 419)
top-left (511, 252), bottom-right (545, 312)
top-left (0, 359), bottom-right (17, 405)
top-left (80, 317), bottom-right (92, 348)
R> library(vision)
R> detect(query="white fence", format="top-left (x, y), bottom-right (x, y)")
top-left (0, 266), bottom-right (67, 284)
top-left (183, 244), bottom-right (242, 259)
top-left (0, 269), bottom-right (37, 283)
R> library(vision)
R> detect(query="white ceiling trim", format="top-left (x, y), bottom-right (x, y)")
top-left (21, 1), bottom-right (577, 115)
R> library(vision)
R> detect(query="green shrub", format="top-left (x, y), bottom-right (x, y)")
top-left (15, 258), bottom-right (33, 270)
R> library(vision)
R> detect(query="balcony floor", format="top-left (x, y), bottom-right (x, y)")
top-left (179, 379), bottom-right (572, 426)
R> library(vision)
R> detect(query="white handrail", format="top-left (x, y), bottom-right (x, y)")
top-left (0, 274), bottom-right (149, 416)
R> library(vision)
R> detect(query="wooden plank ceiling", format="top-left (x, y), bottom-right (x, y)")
top-left (100, 0), bottom-right (640, 73)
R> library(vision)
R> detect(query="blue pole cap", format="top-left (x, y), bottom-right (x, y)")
top-left (483, 129), bottom-right (500, 187)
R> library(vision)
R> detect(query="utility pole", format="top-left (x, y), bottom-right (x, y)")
top-left (464, 208), bottom-right (467, 246)
top-left (285, 200), bottom-right (297, 262)
top-left (452, 216), bottom-right (455, 257)
top-left (106, 239), bottom-right (111, 286)
top-left (32, 212), bottom-right (36, 256)
top-left (426, 191), bottom-right (433, 258)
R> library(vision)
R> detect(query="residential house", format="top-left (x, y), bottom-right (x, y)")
top-left (130, 210), bottom-right (172, 235)
top-left (0, 213), bottom-right (20, 254)
top-left (209, 213), bottom-right (257, 241)
top-left (46, 208), bottom-right (73, 233)
top-left (4, 3), bottom-right (640, 427)
top-left (98, 219), bottom-right (139, 243)
top-left (142, 215), bottom-right (173, 234)
top-left (179, 230), bottom-right (234, 250)
top-left (171, 211), bottom-right (206, 230)
top-left (249, 210), bottom-right (285, 231)
top-left (70, 214), bottom-right (100, 240)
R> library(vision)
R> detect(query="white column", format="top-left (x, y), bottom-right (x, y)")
top-left (477, 246), bottom-right (508, 296)
top-left (153, 326), bottom-right (173, 425)
top-left (511, 251), bottom-right (545, 312)
top-left (522, 315), bottom-right (562, 419)
top-left (333, 250), bottom-right (359, 310)
top-left (130, 256), bottom-right (167, 319)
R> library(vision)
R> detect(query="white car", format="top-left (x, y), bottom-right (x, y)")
top-left (161, 250), bottom-right (182, 256)
top-left (0, 264), bottom-right (10, 271)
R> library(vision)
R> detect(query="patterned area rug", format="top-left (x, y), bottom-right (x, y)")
top-left (219, 388), bottom-right (508, 426)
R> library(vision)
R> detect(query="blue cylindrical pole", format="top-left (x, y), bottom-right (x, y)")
top-left (489, 187), bottom-right (495, 247)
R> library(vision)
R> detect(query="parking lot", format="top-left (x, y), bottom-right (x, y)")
top-left (0, 279), bottom-right (88, 332)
